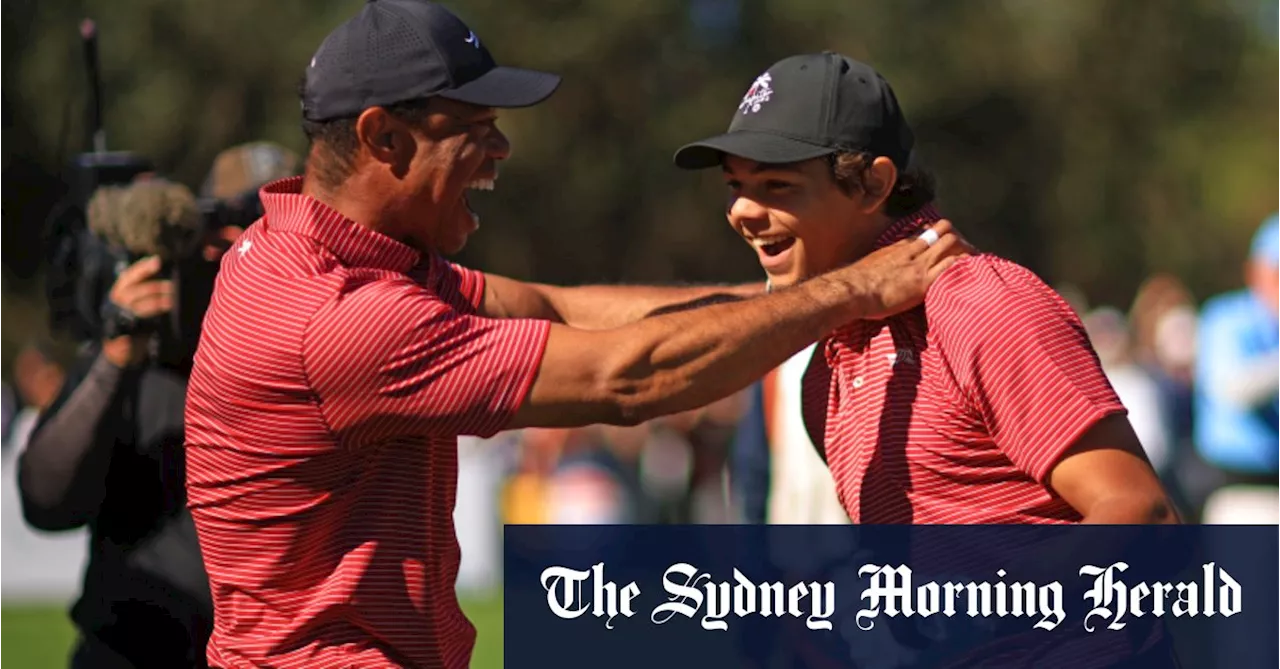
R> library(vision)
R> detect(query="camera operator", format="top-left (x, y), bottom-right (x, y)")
top-left (18, 143), bottom-right (297, 668)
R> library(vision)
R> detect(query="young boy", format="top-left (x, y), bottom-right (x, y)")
top-left (675, 52), bottom-right (1177, 526)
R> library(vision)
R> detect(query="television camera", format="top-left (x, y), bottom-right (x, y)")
top-left (43, 19), bottom-right (265, 370)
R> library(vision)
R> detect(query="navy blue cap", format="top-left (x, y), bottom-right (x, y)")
top-left (674, 52), bottom-right (913, 170)
top-left (302, 0), bottom-right (561, 121)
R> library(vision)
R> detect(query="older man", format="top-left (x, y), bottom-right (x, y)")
top-left (182, 3), bottom-right (967, 667)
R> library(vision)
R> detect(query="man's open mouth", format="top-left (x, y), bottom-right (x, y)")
top-left (751, 236), bottom-right (796, 257)
top-left (463, 177), bottom-right (496, 226)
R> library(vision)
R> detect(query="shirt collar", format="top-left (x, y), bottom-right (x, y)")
top-left (827, 204), bottom-right (946, 343)
top-left (258, 176), bottom-right (421, 274)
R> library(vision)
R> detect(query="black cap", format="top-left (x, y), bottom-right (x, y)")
top-left (674, 52), bottom-right (913, 170)
top-left (302, 0), bottom-right (561, 121)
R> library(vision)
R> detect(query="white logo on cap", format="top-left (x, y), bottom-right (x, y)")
top-left (738, 72), bottom-right (773, 114)
top-left (465, 30), bottom-right (480, 48)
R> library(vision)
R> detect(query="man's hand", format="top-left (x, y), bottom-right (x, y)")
top-left (484, 220), bottom-right (967, 329)
top-left (102, 256), bottom-right (173, 368)
top-left (832, 218), bottom-right (970, 321)
top-left (508, 219), bottom-right (975, 429)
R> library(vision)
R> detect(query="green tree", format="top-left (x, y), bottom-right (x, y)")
top-left (2, 0), bottom-right (1275, 372)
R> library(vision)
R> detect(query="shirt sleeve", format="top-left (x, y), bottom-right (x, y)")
top-left (304, 276), bottom-right (550, 444)
top-left (932, 257), bottom-right (1127, 482)
top-left (18, 347), bottom-right (129, 530)
top-left (429, 254), bottom-right (486, 313)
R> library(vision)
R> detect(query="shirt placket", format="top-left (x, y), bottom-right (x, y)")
top-left (824, 327), bottom-right (875, 522)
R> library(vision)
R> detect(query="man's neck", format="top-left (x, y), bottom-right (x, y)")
top-left (831, 206), bottom-right (941, 273)
top-left (865, 210), bottom-right (897, 244)
top-left (302, 173), bottom-right (404, 244)
top-left (841, 211), bottom-right (896, 266)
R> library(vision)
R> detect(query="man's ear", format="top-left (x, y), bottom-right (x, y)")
top-left (857, 156), bottom-right (899, 214)
top-left (355, 107), bottom-right (413, 168)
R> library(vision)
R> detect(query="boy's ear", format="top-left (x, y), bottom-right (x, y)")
top-left (855, 156), bottom-right (898, 214)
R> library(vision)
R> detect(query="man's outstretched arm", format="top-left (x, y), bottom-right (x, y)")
top-left (481, 273), bottom-right (767, 329)
top-left (306, 221), bottom-right (963, 442)
top-left (507, 221), bottom-right (965, 429)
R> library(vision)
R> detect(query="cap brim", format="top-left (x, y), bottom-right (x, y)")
top-left (673, 131), bottom-right (836, 170)
top-left (438, 66), bottom-right (562, 109)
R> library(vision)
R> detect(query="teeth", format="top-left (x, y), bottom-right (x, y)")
top-left (750, 236), bottom-right (793, 249)
top-left (466, 178), bottom-right (496, 191)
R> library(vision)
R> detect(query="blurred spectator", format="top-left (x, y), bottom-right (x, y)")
top-left (545, 425), bottom-right (656, 525)
top-left (506, 407), bottom-right (748, 527)
top-left (4, 344), bottom-right (67, 453)
top-left (544, 427), bottom-right (626, 524)
top-left (16, 144), bottom-right (297, 668)
top-left (730, 346), bottom-right (857, 668)
top-left (679, 395), bottom-right (744, 524)
top-left (1153, 305), bottom-right (1199, 386)
top-left (1130, 274), bottom-right (1198, 427)
top-left (1083, 307), bottom-right (1172, 473)
top-left (502, 428), bottom-right (568, 525)
top-left (1193, 213), bottom-right (1279, 524)
top-left (731, 344), bottom-right (849, 525)
top-left (199, 141), bottom-right (300, 201)
top-left (455, 434), bottom-right (514, 594)
top-left (639, 419), bottom-right (697, 522)
top-left (20, 272), bottom-right (217, 668)
top-left (600, 424), bottom-right (663, 522)
top-left (1128, 273), bottom-right (1200, 514)
top-left (2, 344), bottom-right (86, 604)
top-left (1131, 274), bottom-right (1198, 377)
top-left (730, 380), bottom-right (770, 524)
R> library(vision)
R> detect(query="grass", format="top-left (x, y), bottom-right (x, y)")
top-left (464, 594), bottom-right (505, 669)
top-left (1, 605), bottom-right (80, 669)
top-left (2, 594), bottom-right (504, 668)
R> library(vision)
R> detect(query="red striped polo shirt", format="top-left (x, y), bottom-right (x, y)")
top-left (801, 206), bottom-right (1127, 524)
top-left (184, 176), bottom-right (550, 668)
